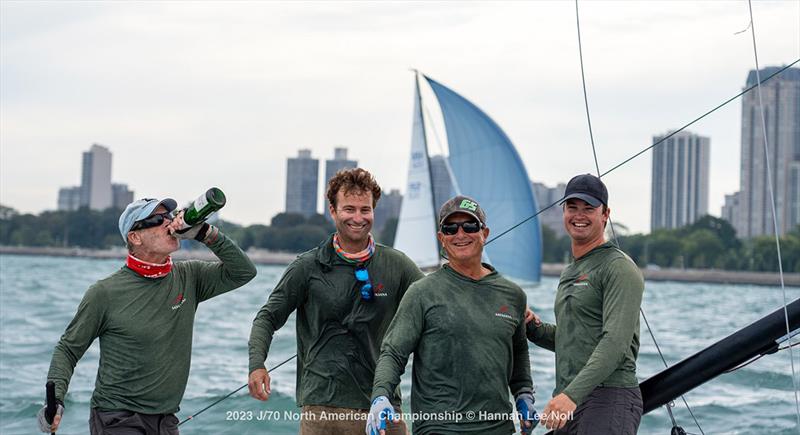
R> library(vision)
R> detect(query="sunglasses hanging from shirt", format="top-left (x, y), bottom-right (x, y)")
top-left (355, 266), bottom-right (373, 301)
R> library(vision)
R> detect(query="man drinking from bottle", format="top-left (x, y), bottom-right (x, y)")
top-left (37, 196), bottom-right (257, 434)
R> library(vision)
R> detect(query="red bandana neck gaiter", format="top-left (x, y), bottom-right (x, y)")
top-left (126, 254), bottom-right (173, 278)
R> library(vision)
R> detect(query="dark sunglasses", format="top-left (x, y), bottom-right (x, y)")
top-left (354, 266), bottom-right (373, 301)
top-left (130, 211), bottom-right (174, 232)
top-left (440, 221), bottom-right (482, 236)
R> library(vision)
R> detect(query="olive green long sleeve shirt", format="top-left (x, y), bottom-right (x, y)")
top-left (47, 233), bottom-right (257, 413)
top-left (372, 264), bottom-right (533, 435)
top-left (248, 234), bottom-right (424, 409)
top-left (528, 242), bottom-right (644, 405)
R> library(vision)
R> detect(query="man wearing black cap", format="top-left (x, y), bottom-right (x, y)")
top-left (37, 197), bottom-right (257, 434)
top-left (368, 195), bottom-right (538, 435)
top-left (527, 174), bottom-right (644, 434)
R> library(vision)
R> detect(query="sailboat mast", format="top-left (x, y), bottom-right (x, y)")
top-left (415, 71), bottom-right (441, 258)
top-left (640, 298), bottom-right (800, 414)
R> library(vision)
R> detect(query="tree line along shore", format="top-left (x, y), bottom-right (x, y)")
top-left (1, 205), bottom-right (799, 286)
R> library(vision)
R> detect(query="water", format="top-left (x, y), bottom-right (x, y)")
top-left (1, 254), bottom-right (798, 434)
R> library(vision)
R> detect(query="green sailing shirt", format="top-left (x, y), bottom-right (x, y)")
top-left (528, 242), bottom-right (644, 405)
top-left (248, 234), bottom-right (424, 410)
top-left (372, 264), bottom-right (533, 435)
top-left (47, 233), bottom-right (257, 414)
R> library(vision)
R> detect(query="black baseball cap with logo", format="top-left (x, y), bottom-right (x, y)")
top-left (560, 174), bottom-right (608, 207)
top-left (438, 195), bottom-right (487, 226)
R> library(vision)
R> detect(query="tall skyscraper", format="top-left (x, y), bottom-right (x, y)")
top-left (531, 181), bottom-right (567, 237)
top-left (324, 148), bottom-right (358, 186)
top-left (736, 66), bottom-right (800, 237)
top-left (57, 144), bottom-right (133, 212)
top-left (286, 149), bottom-right (319, 217)
top-left (430, 155), bottom-right (455, 211)
top-left (323, 147), bottom-right (357, 215)
top-left (650, 130), bottom-right (710, 231)
top-left (80, 144), bottom-right (113, 210)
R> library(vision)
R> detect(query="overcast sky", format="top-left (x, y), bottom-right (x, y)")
top-left (1, 1), bottom-right (798, 234)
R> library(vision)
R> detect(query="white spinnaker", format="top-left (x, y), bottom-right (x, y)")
top-left (394, 75), bottom-right (439, 268)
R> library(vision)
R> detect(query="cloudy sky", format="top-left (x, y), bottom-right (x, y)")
top-left (1, 1), bottom-right (798, 234)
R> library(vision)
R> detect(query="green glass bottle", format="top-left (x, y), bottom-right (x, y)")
top-left (183, 187), bottom-right (226, 226)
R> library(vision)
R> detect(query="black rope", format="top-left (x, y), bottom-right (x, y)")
top-left (178, 354), bottom-right (297, 426)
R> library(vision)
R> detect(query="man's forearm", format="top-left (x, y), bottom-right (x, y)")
top-left (527, 322), bottom-right (556, 351)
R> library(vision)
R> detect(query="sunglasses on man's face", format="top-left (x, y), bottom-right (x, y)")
top-left (130, 212), bottom-right (174, 232)
top-left (440, 221), bottom-right (482, 236)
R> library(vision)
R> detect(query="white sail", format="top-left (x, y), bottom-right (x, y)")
top-left (394, 74), bottom-right (440, 268)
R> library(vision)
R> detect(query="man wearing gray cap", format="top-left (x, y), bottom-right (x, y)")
top-left (527, 174), bottom-right (644, 434)
top-left (37, 197), bottom-right (256, 434)
top-left (368, 195), bottom-right (538, 435)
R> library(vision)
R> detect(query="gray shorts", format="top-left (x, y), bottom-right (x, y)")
top-left (554, 386), bottom-right (643, 435)
top-left (90, 408), bottom-right (179, 435)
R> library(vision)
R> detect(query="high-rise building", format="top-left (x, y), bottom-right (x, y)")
top-left (736, 66), bottom-right (800, 238)
top-left (57, 186), bottom-right (82, 211)
top-left (374, 188), bottom-right (403, 234)
top-left (323, 147), bottom-right (357, 215)
top-left (80, 144), bottom-right (113, 210)
top-left (531, 181), bottom-right (567, 237)
top-left (650, 130), bottom-right (710, 231)
top-left (721, 192), bottom-right (741, 229)
top-left (112, 183), bottom-right (134, 210)
top-left (286, 149), bottom-right (319, 217)
top-left (430, 155), bottom-right (455, 211)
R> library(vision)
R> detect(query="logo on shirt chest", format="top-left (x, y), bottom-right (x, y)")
top-left (171, 292), bottom-right (187, 310)
top-left (494, 304), bottom-right (514, 320)
top-left (572, 273), bottom-right (590, 287)
top-left (372, 283), bottom-right (388, 297)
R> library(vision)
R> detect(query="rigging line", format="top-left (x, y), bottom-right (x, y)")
top-left (573, 1), bottom-right (701, 432)
top-left (574, 0), bottom-right (601, 178)
top-left (745, 1), bottom-right (800, 432)
top-left (599, 59), bottom-right (798, 179)
top-left (574, 0), bottom-right (619, 245)
top-left (486, 59), bottom-right (799, 247)
top-left (640, 308), bottom-right (684, 429)
top-left (725, 341), bottom-right (800, 374)
top-left (178, 354), bottom-right (297, 426)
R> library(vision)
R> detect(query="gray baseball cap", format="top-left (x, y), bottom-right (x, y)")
top-left (118, 198), bottom-right (177, 241)
top-left (438, 195), bottom-right (487, 226)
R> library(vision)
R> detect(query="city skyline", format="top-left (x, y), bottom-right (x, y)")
top-left (1, 2), bottom-right (798, 234)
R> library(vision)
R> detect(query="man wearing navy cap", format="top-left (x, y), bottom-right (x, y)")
top-left (527, 174), bottom-right (644, 434)
top-left (38, 197), bottom-right (256, 434)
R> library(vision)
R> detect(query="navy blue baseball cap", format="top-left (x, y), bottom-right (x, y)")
top-left (118, 198), bottom-right (177, 241)
top-left (560, 174), bottom-right (608, 207)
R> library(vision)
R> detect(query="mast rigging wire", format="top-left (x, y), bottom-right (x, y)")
top-left (177, 354), bottom-right (297, 426)
top-left (573, 2), bottom-right (703, 433)
top-left (485, 59), bottom-right (799, 247)
top-left (744, 1), bottom-right (800, 431)
top-left (178, 52), bottom-right (800, 433)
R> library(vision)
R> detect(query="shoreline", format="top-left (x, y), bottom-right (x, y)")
top-left (2, 245), bottom-right (798, 287)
